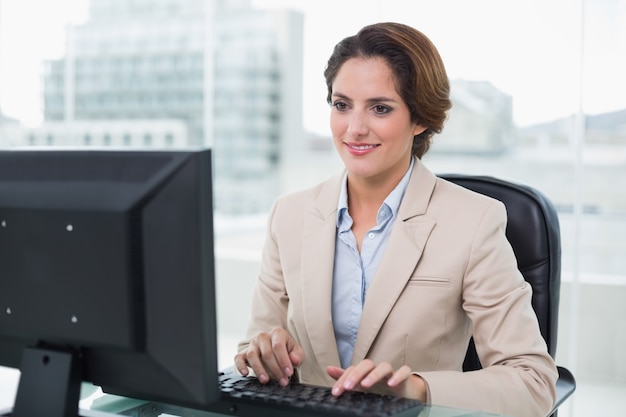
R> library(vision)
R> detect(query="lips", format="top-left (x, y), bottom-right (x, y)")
top-left (348, 143), bottom-right (379, 150)
top-left (344, 142), bottom-right (380, 156)
top-left (345, 142), bottom-right (381, 155)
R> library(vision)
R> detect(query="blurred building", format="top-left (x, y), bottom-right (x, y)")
top-left (21, 119), bottom-right (188, 148)
top-left (431, 79), bottom-right (514, 154)
top-left (40, 0), bottom-right (304, 214)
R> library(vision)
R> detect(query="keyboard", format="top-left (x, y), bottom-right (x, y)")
top-left (218, 372), bottom-right (424, 417)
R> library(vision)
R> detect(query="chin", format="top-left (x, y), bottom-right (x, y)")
top-left (345, 165), bottom-right (377, 179)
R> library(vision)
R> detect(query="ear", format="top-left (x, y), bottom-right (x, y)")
top-left (412, 124), bottom-right (427, 137)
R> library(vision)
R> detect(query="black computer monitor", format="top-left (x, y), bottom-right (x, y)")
top-left (0, 148), bottom-right (219, 417)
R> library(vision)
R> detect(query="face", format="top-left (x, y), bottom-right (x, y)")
top-left (330, 57), bottom-right (425, 184)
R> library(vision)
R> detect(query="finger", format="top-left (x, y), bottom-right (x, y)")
top-left (244, 344), bottom-right (271, 383)
top-left (233, 353), bottom-right (250, 376)
top-left (330, 360), bottom-right (377, 395)
top-left (271, 330), bottom-right (299, 380)
top-left (360, 362), bottom-right (394, 388)
top-left (254, 335), bottom-right (286, 383)
top-left (341, 359), bottom-right (378, 390)
top-left (331, 365), bottom-right (355, 396)
top-left (387, 365), bottom-right (412, 387)
top-left (327, 365), bottom-right (348, 396)
top-left (288, 342), bottom-right (306, 367)
top-left (245, 334), bottom-right (281, 383)
top-left (326, 365), bottom-right (345, 381)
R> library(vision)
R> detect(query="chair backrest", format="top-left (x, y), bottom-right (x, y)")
top-left (438, 174), bottom-right (562, 371)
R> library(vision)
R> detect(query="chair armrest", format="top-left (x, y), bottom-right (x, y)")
top-left (550, 365), bottom-right (576, 416)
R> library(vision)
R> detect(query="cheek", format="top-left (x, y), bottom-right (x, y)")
top-left (329, 113), bottom-right (346, 139)
top-left (379, 121), bottom-right (413, 144)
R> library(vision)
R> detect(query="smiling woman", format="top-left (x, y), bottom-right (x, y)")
top-left (235, 22), bottom-right (559, 417)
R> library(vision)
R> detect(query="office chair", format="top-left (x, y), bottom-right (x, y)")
top-left (439, 174), bottom-right (576, 417)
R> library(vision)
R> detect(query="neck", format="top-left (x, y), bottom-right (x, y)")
top-left (347, 158), bottom-right (411, 213)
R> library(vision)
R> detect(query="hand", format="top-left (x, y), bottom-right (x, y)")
top-left (234, 327), bottom-right (305, 387)
top-left (326, 359), bottom-right (427, 402)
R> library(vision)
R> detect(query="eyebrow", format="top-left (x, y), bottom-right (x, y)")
top-left (331, 92), bottom-right (399, 104)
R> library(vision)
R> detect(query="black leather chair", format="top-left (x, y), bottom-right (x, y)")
top-left (439, 174), bottom-right (576, 417)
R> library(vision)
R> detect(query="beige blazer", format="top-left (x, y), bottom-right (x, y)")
top-left (239, 159), bottom-right (558, 417)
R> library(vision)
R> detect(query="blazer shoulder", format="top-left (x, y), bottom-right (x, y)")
top-left (396, 159), bottom-right (504, 221)
top-left (424, 176), bottom-right (508, 228)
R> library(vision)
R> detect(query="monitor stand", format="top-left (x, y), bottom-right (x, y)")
top-left (11, 346), bottom-right (82, 417)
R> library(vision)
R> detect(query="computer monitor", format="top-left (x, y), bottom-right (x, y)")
top-left (0, 148), bottom-right (219, 417)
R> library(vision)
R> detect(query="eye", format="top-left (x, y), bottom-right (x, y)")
top-left (372, 105), bottom-right (391, 115)
top-left (332, 101), bottom-right (349, 111)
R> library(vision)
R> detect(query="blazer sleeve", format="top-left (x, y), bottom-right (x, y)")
top-left (237, 200), bottom-right (288, 353)
top-left (416, 201), bottom-right (558, 417)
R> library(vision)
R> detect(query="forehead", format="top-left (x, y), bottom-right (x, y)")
top-left (332, 57), bottom-right (400, 98)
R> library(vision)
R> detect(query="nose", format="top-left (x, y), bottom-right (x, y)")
top-left (347, 111), bottom-right (369, 139)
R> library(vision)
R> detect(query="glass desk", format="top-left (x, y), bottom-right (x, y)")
top-left (82, 389), bottom-right (505, 417)
top-left (0, 393), bottom-right (504, 417)
top-left (0, 372), bottom-right (505, 417)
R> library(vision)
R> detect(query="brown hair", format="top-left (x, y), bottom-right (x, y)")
top-left (324, 22), bottom-right (451, 158)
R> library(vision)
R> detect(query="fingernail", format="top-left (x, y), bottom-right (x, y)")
top-left (279, 377), bottom-right (288, 386)
top-left (332, 386), bottom-right (341, 396)
top-left (284, 367), bottom-right (292, 377)
top-left (258, 374), bottom-right (268, 383)
top-left (362, 377), bottom-right (371, 387)
top-left (239, 368), bottom-right (248, 375)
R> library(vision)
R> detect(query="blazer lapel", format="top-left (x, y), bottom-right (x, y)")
top-left (352, 160), bottom-right (437, 364)
top-left (300, 173), bottom-right (344, 368)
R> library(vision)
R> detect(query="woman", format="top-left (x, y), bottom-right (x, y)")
top-left (235, 22), bottom-right (557, 417)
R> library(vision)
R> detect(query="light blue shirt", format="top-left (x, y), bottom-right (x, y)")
top-left (331, 158), bottom-right (414, 368)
